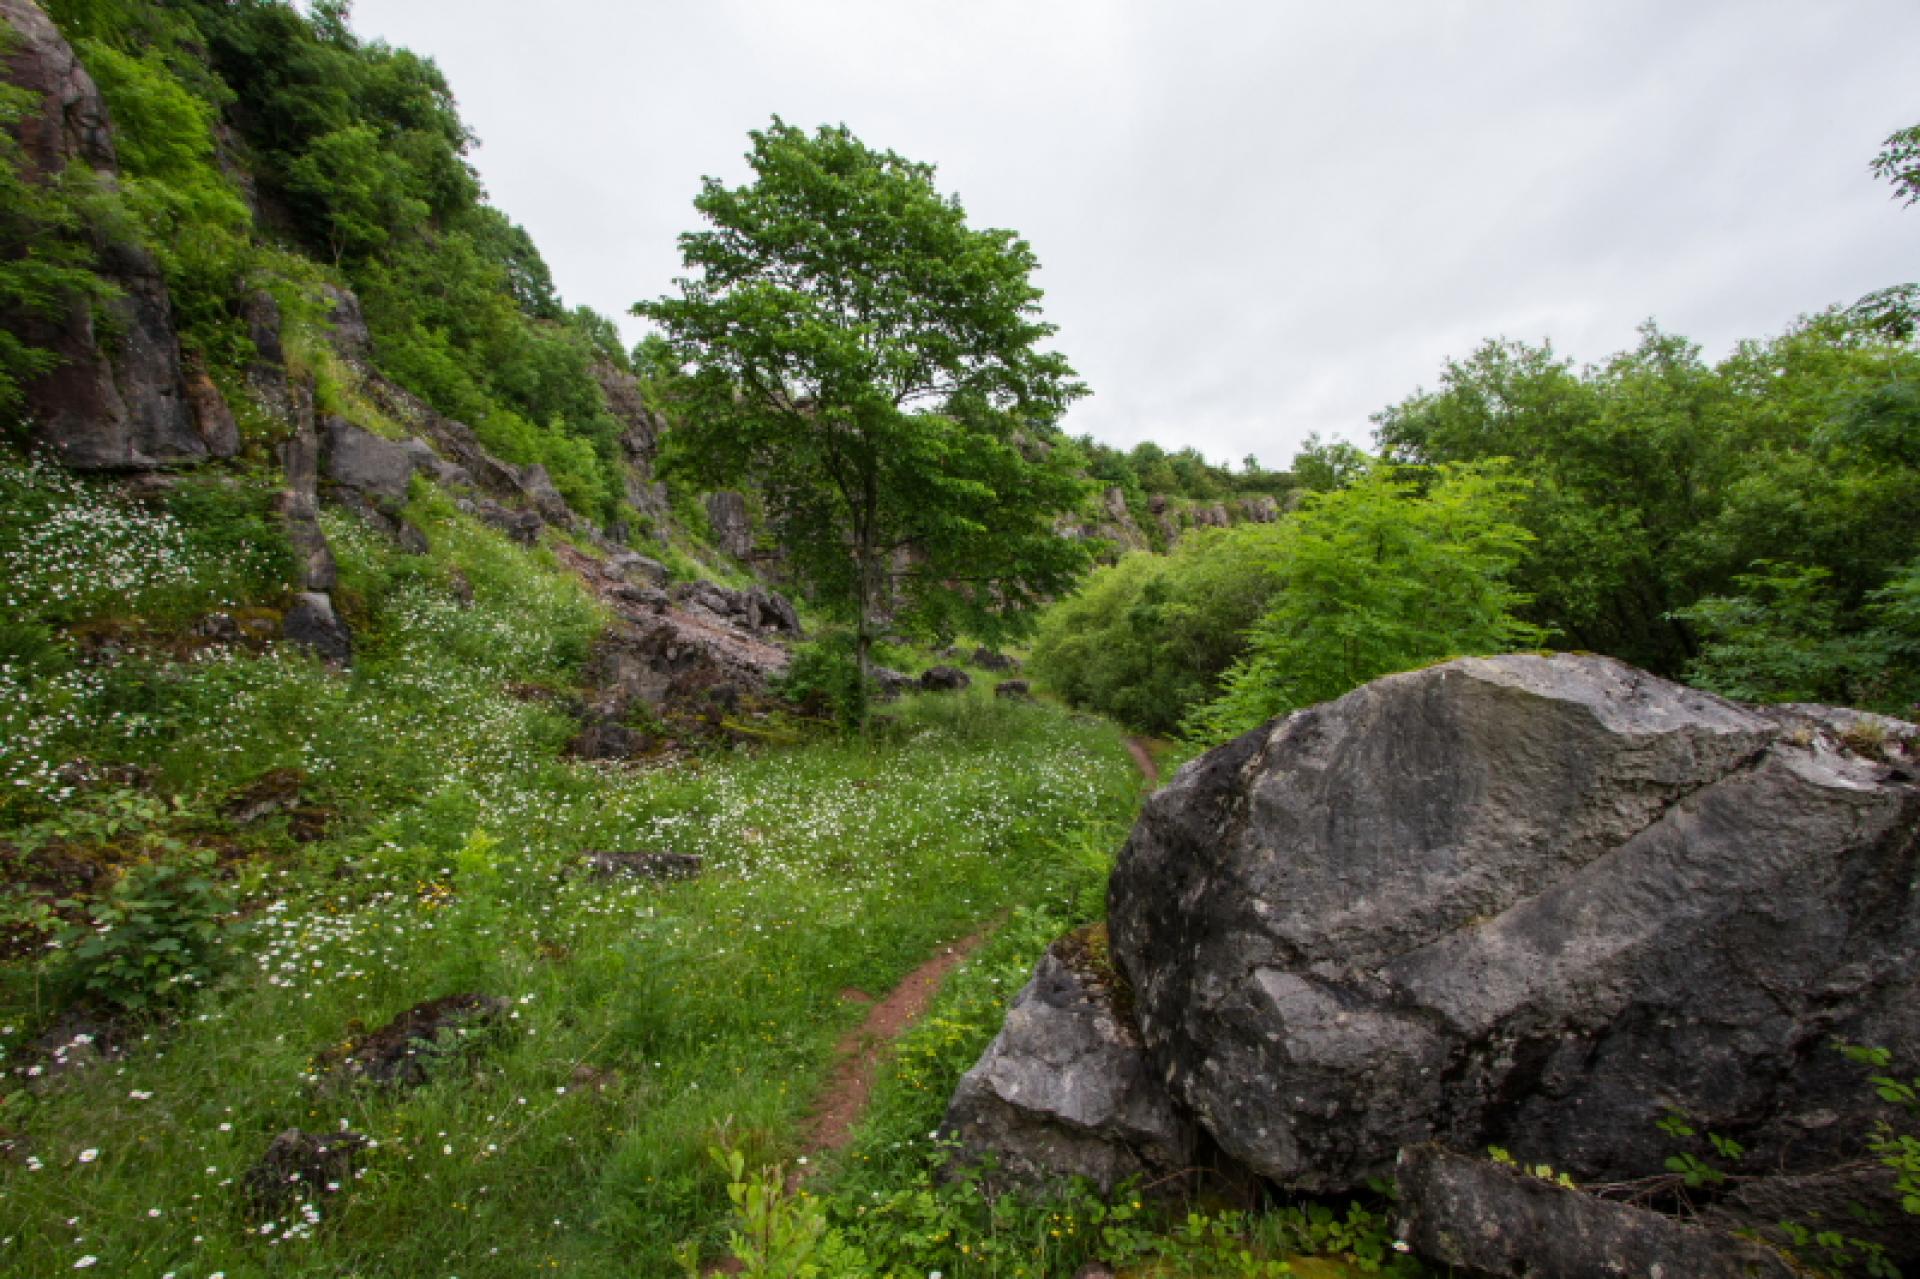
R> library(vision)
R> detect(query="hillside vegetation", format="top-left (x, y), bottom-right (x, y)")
top-left (1, 0), bottom-right (1916, 1275)
top-left (1036, 311), bottom-right (1920, 739)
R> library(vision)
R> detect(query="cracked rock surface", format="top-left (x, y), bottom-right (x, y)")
top-left (942, 939), bottom-right (1195, 1192)
top-left (1108, 653), bottom-right (1920, 1205)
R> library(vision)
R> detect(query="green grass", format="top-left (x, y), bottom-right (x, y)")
top-left (0, 459), bottom-right (1147, 1276)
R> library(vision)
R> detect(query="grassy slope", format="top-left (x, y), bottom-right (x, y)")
top-left (0, 453), bottom-right (1146, 1276)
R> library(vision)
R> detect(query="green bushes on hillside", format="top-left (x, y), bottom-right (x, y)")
top-left (1374, 315), bottom-right (1920, 712)
top-left (1030, 523), bottom-right (1289, 735)
top-left (1034, 463), bottom-right (1540, 740)
top-left (35, 0), bottom-right (634, 524)
top-left (1186, 463), bottom-right (1540, 740)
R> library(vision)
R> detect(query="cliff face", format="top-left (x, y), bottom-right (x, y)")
top-left (2, 0), bottom-right (238, 470)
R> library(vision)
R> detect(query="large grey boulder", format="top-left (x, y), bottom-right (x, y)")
top-left (1107, 654), bottom-right (1920, 1226)
top-left (942, 935), bottom-right (1196, 1192)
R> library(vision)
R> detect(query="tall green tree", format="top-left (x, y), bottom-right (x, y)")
top-left (637, 120), bottom-right (1090, 695)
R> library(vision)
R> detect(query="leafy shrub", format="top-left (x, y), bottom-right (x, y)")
top-left (681, 1147), bottom-right (868, 1279)
top-left (1677, 558), bottom-right (1920, 714)
top-left (776, 630), bottom-right (867, 727)
top-left (59, 852), bottom-right (231, 1011)
top-left (1188, 463), bottom-right (1541, 741)
top-left (1031, 523), bottom-right (1288, 735)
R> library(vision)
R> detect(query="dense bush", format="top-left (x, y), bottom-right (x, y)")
top-left (1030, 523), bottom-right (1288, 735)
top-left (1187, 462), bottom-right (1540, 740)
top-left (1374, 311), bottom-right (1920, 711)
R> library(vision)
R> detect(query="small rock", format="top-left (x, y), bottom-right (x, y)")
top-left (513, 463), bottom-right (573, 525)
top-left (870, 666), bottom-right (914, 702)
top-left (972, 647), bottom-right (1018, 672)
top-left (1395, 1146), bottom-right (1798, 1278)
top-left (608, 551), bottom-right (669, 589)
top-left (567, 718), bottom-right (640, 761)
top-left (195, 612), bottom-right (243, 643)
top-left (612, 584), bottom-right (670, 613)
top-left (283, 592), bottom-right (351, 665)
top-left (475, 501), bottom-right (543, 545)
top-left (223, 767), bottom-right (306, 825)
top-left (994, 679), bottom-right (1032, 700)
top-left (581, 851), bottom-right (703, 881)
top-left (920, 666), bottom-right (970, 692)
top-left (14, 1004), bottom-right (129, 1086)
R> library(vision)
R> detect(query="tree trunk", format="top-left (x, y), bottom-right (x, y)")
top-left (854, 549), bottom-right (874, 733)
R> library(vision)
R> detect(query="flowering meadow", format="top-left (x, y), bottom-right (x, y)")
top-left (0, 453), bottom-right (1153, 1276)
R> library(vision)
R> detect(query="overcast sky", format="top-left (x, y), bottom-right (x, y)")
top-left (349, 0), bottom-right (1918, 469)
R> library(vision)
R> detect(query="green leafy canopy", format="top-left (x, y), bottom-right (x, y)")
top-left (636, 119), bottom-right (1091, 672)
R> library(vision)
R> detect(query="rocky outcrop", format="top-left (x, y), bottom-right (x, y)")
top-left (320, 282), bottom-right (373, 363)
top-left (920, 666), bottom-right (970, 692)
top-left (1394, 1146), bottom-right (1797, 1279)
top-left (1056, 487), bottom-right (1150, 560)
top-left (322, 416), bottom-right (415, 503)
top-left (1098, 487), bottom-right (1149, 551)
top-left (1235, 495), bottom-right (1279, 523)
top-left (669, 579), bottom-right (801, 636)
top-left (1, 0), bottom-right (113, 175)
top-left (705, 490), bottom-right (755, 560)
top-left (594, 361), bottom-right (672, 526)
top-left (581, 609), bottom-right (790, 724)
top-left (943, 935), bottom-right (1197, 1192)
top-left (278, 413), bottom-right (335, 592)
top-left (3, 0), bottom-right (237, 471)
top-left (1102, 655), bottom-right (1919, 1244)
top-left (182, 357), bottom-right (240, 458)
top-left (283, 592), bottom-right (351, 664)
top-left (241, 288), bottom-right (287, 406)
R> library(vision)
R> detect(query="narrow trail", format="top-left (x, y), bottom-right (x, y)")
top-left (1125, 736), bottom-right (1161, 787)
top-left (797, 927), bottom-right (992, 1165)
top-left (796, 732), bottom-right (1162, 1169)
